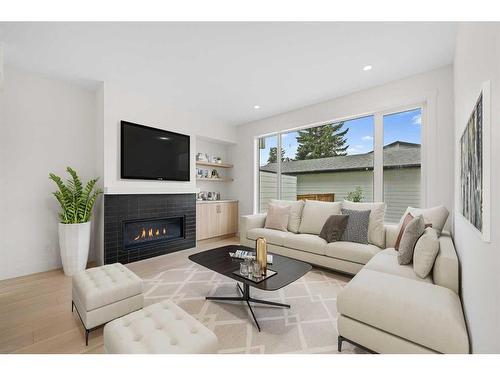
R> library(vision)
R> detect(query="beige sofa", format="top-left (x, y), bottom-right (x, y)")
top-left (240, 202), bottom-right (469, 354)
top-left (240, 213), bottom-right (386, 276)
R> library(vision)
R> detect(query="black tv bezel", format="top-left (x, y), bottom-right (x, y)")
top-left (120, 120), bottom-right (191, 182)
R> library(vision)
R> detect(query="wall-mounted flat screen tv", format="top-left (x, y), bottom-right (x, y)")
top-left (121, 121), bottom-right (190, 181)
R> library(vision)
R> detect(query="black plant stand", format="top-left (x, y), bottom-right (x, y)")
top-left (206, 283), bottom-right (290, 331)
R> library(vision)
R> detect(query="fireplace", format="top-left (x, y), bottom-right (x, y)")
top-left (104, 194), bottom-right (196, 264)
top-left (123, 216), bottom-right (185, 249)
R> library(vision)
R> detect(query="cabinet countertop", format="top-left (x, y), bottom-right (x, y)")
top-left (196, 199), bottom-right (238, 204)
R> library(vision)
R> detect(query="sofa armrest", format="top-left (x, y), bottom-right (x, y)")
top-left (239, 213), bottom-right (267, 240)
top-left (384, 224), bottom-right (399, 249)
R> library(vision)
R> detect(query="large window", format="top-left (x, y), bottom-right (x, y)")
top-left (257, 106), bottom-right (423, 221)
top-left (258, 115), bottom-right (374, 212)
top-left (383, 108), bottom-right (422, 223)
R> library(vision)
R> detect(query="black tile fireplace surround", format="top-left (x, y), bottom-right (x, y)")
top-left (104, 193), bottom-right (196, 264)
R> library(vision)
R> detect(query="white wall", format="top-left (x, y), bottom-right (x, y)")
top-left (453, 23), bottom-right (500, 353)
top-left (102, 82), bottom-right (237, 195)
top-left (231, 66), bottom-right (454, 217)
top-left (0, 66), bottom-right (98, 280)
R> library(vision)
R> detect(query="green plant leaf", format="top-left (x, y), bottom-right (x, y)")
top-left (49, 168), bottom-right (102, 224)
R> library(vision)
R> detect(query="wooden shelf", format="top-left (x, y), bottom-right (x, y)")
top-left (196, 161), bottom-right (233, 168)
top-left (196, 177), bottom-right (233, 182)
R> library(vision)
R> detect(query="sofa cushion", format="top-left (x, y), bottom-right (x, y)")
top-left (269, 199), bottom-right (305, 233)
top-left (325, 241), bottom-right (380, 265)
top-left (337, 269), bottom-right (469, 353)
top-left (247, 228), bottom-right (288, 247)
top-left (264, 204), bottom-right (290, 232)
top-left (364, 249), bottom-right (433, 283)
top-left (283, 233), bottom-right (327, 256)
top-left (298, 200), bottom-right (342, 235)
top-left (342, 200), bottom-right (386, 248)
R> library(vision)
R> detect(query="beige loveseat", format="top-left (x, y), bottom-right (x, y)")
top-left (240, 200), bottom-right (469, 354)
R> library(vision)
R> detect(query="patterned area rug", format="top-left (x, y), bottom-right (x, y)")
top-left (142, 259), bottom-right (365, 354)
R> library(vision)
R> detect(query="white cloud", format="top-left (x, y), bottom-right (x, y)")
top-left (412, 114), bottom-right (422, 125)
top-left (348, 144), bottom-right (366, 155)
top-left (362, 135), bottom-right (373, 141)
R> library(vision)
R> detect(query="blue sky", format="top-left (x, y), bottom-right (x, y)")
top-left (260, 108), bottom-right (421, 165)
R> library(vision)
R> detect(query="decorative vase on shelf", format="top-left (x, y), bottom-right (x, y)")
top-left (255, 237), bottom-right (267, 276)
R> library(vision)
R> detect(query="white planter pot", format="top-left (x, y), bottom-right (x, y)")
top-left (58, 221), bottom-right (91, 276)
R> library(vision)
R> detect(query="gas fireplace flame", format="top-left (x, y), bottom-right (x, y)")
top-left (133, 226), bottom-right (168, 241)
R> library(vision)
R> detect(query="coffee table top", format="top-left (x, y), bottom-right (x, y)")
top-left (188, 245), bottom-right (312, 291)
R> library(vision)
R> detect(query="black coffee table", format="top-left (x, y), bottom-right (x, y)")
top-left (188, 245), bottom-right (312, 331)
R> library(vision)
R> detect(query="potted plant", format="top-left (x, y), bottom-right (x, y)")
top-left (49, 167), bottom-right (103, 276)
top-left (346, 186), bottom-right (364, 202)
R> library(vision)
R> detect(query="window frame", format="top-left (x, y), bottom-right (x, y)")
top-left (254, 103), bottom-right (427, 217)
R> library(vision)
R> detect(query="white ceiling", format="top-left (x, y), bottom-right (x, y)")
top-left (0, 22), bottom-right (457, 126)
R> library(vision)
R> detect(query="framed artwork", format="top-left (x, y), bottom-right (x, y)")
top-left (460, 81), bottom-right (490, 242)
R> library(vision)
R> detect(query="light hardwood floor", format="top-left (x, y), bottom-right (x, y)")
top-left (0, 236), bottom-right (239, 354)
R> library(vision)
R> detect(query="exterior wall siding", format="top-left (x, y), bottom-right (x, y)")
top-left (259, 168), bottom-right (420, 222)
top-left (259, 171), bottom-right (296, 212)
top-left (383, 167), bottom-right (421, 223)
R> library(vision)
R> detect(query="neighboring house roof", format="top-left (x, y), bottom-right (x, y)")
top-left (260, 141), bottom-right (421, 174)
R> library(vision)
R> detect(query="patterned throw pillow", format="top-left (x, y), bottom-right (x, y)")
top-left (340, 209), bottom-right (371, 244)
top-left (398, 215), bottom-right (425, 265)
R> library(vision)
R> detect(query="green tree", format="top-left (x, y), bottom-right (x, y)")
top-left (267, 147), bottom-right (285, 163)
top-left (295, 122), bottom-right (349, 160)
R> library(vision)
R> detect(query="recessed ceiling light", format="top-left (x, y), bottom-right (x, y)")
top-left (253, 105), bottom-right (260, 110)
top-left (363, 65), bottom-right (373, 71)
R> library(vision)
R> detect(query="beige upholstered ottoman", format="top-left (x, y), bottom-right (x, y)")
top-left (103, 299), bottom-right (218, 354)
top-left (72, 263), bottom-right (143, 345)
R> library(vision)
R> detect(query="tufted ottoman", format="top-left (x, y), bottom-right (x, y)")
top-left (72, 263), bottom-right (143, 345)
top-left (103, 299), bottom-right (219, 354)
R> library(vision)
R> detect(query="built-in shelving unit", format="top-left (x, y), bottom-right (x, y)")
top-left (196, 161), bottom-right (233, 169)
top-left (196, 177), bottom-right (234, 182)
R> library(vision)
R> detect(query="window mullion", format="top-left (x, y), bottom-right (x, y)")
top-left (374, 113), bottom-right (384, 202)
top-left (277, 134), bottom-right (282, 199)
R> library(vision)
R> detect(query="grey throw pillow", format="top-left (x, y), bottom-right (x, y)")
top-left (340, 209), bottom-right (370, 244)
top-left (319, 215), bottom-right (349, 243)
top-left (398, 215), bottom-right (425, 265)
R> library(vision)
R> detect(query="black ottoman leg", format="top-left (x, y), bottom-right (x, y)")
top-left (338, 336), bottom-right (343, 352)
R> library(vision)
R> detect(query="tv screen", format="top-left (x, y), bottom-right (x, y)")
top-left (121, 121), bottom-right (190, 181)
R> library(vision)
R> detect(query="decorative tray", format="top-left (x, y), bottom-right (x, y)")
top-left (232, 269), bottom-right (277, 283)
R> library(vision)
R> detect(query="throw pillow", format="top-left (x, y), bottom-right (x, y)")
top-left (395, 212), bottom-right (414, 250)
top-left (319, 215), bottom-right (349, 243)
top-left (395, 212), bottom-right (433, 250)
top-left (398, 215), bottom-right (425, 265)
top-left (398, 205), bottom-right (449, 236)
top-left (413, 227), bottom-right (440, 278)
top-left (298, 200), bottom-right (342, 235)
top-left (264, 204), bottom-right (290, 232)
top-left (342, 200), bottom-right (386, 248)
top-left (340, 208), bottom-right (370, 244)
top-left (269, 199), bottom-right (305, 233)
